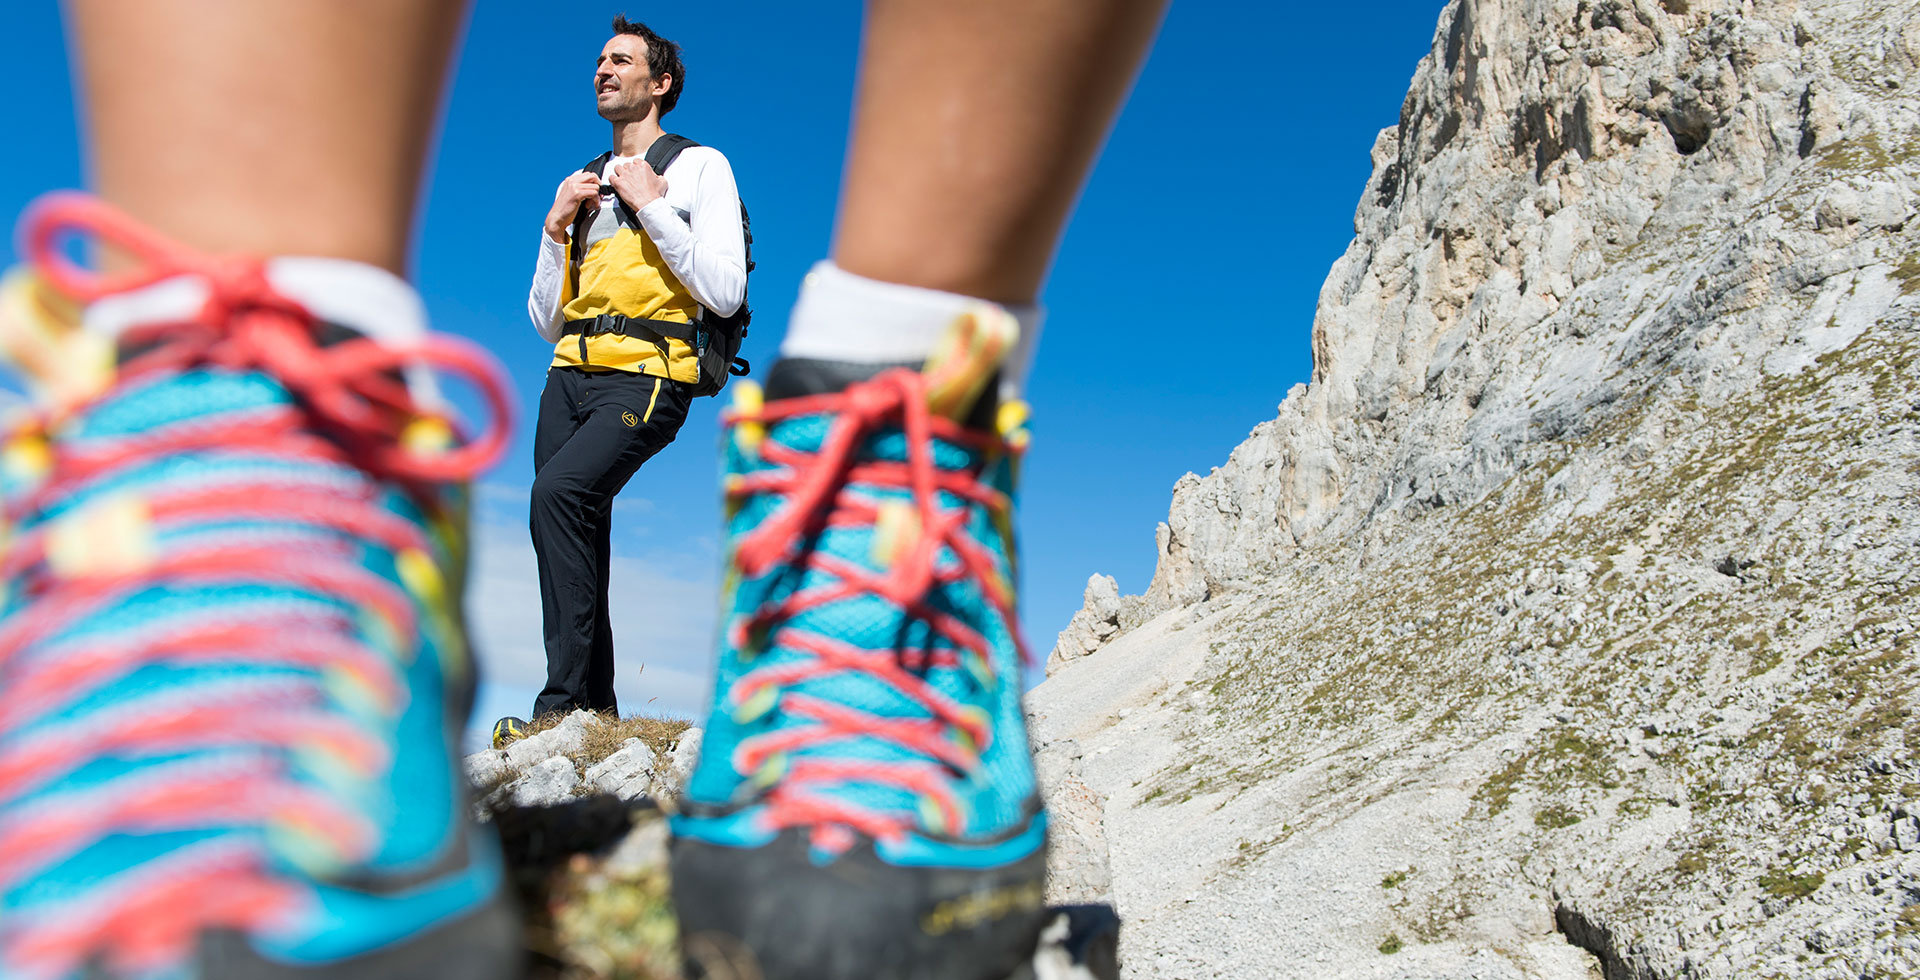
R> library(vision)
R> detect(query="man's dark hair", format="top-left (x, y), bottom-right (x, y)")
top-left (611, 16), bottom-right (685, 116)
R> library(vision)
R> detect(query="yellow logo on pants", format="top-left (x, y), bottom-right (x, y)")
top-left (622, 411), bottom-right (639, 427)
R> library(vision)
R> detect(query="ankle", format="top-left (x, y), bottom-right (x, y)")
top-left (777, 261), bottom-right (1042, 400)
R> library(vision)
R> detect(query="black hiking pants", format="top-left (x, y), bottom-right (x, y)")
top-left (530, 365), bottom-right (691, 717)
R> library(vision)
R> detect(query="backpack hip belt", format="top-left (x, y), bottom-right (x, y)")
top-left (562, 313), bottom-right (698, 342)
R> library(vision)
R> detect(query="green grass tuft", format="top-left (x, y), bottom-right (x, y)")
top-left (1759, 866), bottom-right (1824, 899)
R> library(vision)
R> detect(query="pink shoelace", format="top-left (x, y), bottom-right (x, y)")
top-left (719, 365), bottom-right (1029, 850)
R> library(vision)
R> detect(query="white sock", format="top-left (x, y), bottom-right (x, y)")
top-left (86, 257), bottom-right (426, 343)
top-left (84, 257), bottom-right (440, 403)
top-left (779, 261), bottom-right (1043, 398)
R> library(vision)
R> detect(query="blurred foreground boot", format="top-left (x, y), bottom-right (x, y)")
top-left (671, 307), bottom-right (1049, 980)
top-left (0, 195), bottom-right (521, 979)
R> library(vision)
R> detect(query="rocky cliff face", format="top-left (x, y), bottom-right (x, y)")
top-left (1035, 0), bottom-right (1920, 976)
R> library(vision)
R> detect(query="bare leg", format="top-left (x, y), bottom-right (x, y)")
top-left (66, 0), bottom-right (466, 274)
top-left (835, 0), bottom-right (1168, 305)
top-left (1, 9), bottom-right (522, 980)
top-left (673, 8), bottom-right (1168, 977)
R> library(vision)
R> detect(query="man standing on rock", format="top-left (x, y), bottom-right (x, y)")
top-left (524, 16), bottom-right (747, 720)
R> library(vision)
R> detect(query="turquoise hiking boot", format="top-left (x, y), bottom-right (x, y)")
top-left (0, 194), bottom-right (520, 979)
top-left (670, 307), bottom-right (1050, 980)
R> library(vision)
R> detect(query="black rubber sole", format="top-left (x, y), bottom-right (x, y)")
top-left (176, 887), bottom-right (524, 980)
top-left (672, 829), bottom-right (1048, 980)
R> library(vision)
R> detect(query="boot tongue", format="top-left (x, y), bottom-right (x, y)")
top-left (761, 303), bottom-right (1021, 432)
top-left (763, 358), bottom-right (1004, 433)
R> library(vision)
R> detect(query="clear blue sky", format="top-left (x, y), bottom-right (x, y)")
top-left (0, 1), bottom-right (1446, 740)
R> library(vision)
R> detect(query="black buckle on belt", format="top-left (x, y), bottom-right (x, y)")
top-left (564, 313), bottom-right (628, 337)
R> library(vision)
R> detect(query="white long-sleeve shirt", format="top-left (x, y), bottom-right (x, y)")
top-left (526, 145), bottom-right (746, 343)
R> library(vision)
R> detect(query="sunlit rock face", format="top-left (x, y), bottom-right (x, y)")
top-left (1038, 0), bottom-right (1920, 976)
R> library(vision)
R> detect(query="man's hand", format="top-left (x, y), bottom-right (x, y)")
top-left (608, 160), bottom-right (668, 212)
top-left (544, 171), bottom-right (603, 244)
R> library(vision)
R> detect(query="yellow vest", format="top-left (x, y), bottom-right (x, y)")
top-left (554, 210), bottom-right (701, 382)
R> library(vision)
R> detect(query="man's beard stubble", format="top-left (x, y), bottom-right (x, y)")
top-left (597, 94), bottom-right (652, 123)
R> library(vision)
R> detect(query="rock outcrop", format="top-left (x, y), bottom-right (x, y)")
top-left (466, 710), bottom-right (702, 810)
top-left (1051, 574), bottom-right (1151, 674)
top-left (477, 714), bottom-right (1124, 980)
top-left (1037, 0), bottom-right (1920, 976)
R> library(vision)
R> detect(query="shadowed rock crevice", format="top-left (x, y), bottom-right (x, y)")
top-left (1552, 901), bottom-right (1642, 980)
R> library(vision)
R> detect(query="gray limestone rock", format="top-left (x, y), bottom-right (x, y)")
top-left (1030, 732), bottom-right (1114, 906)
top-left (663, 727), bottom-right (704, 798)
top-left (601, 814), bottom-right (671, 877)
top-left (1047, 575), bottom-right (1127, 672)
top-left (503, 708), bottom-right (600, 770)
top-left (463, 748), bottom-right (509, 788)
top-left (584, 737), bottom-right (659, 802)
top-left (506, 755), bottom-right (580, 808)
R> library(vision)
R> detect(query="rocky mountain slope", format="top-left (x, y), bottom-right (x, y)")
top-left (1034, 0), bottom-right (1920, 977)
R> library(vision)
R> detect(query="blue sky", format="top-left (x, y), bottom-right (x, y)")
top-left (1, 1), bottom-right (1446, 743)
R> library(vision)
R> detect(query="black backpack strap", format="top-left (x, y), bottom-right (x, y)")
top-left (566, 138), bottom-right (698, 303)
top-left (644, 133), bottom-right (701, 177)
top-left (568, 151), bottom-right (615, 300)
top-left (591, 136), bottom-right (695, 243)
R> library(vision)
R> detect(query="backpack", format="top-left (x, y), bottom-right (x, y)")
top-left (570, 133), bottom-right (753, 396)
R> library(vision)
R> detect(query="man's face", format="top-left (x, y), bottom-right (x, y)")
top-left (595, 34), bottom-right (662, 123)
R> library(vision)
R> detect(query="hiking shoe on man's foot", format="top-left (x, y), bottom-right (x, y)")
top-left (0, 194), bottom-right (520, 979)
top-left (491, 716), bottom-right (530, 749)
top-left (670, 307), bottom-right (1049, 980)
